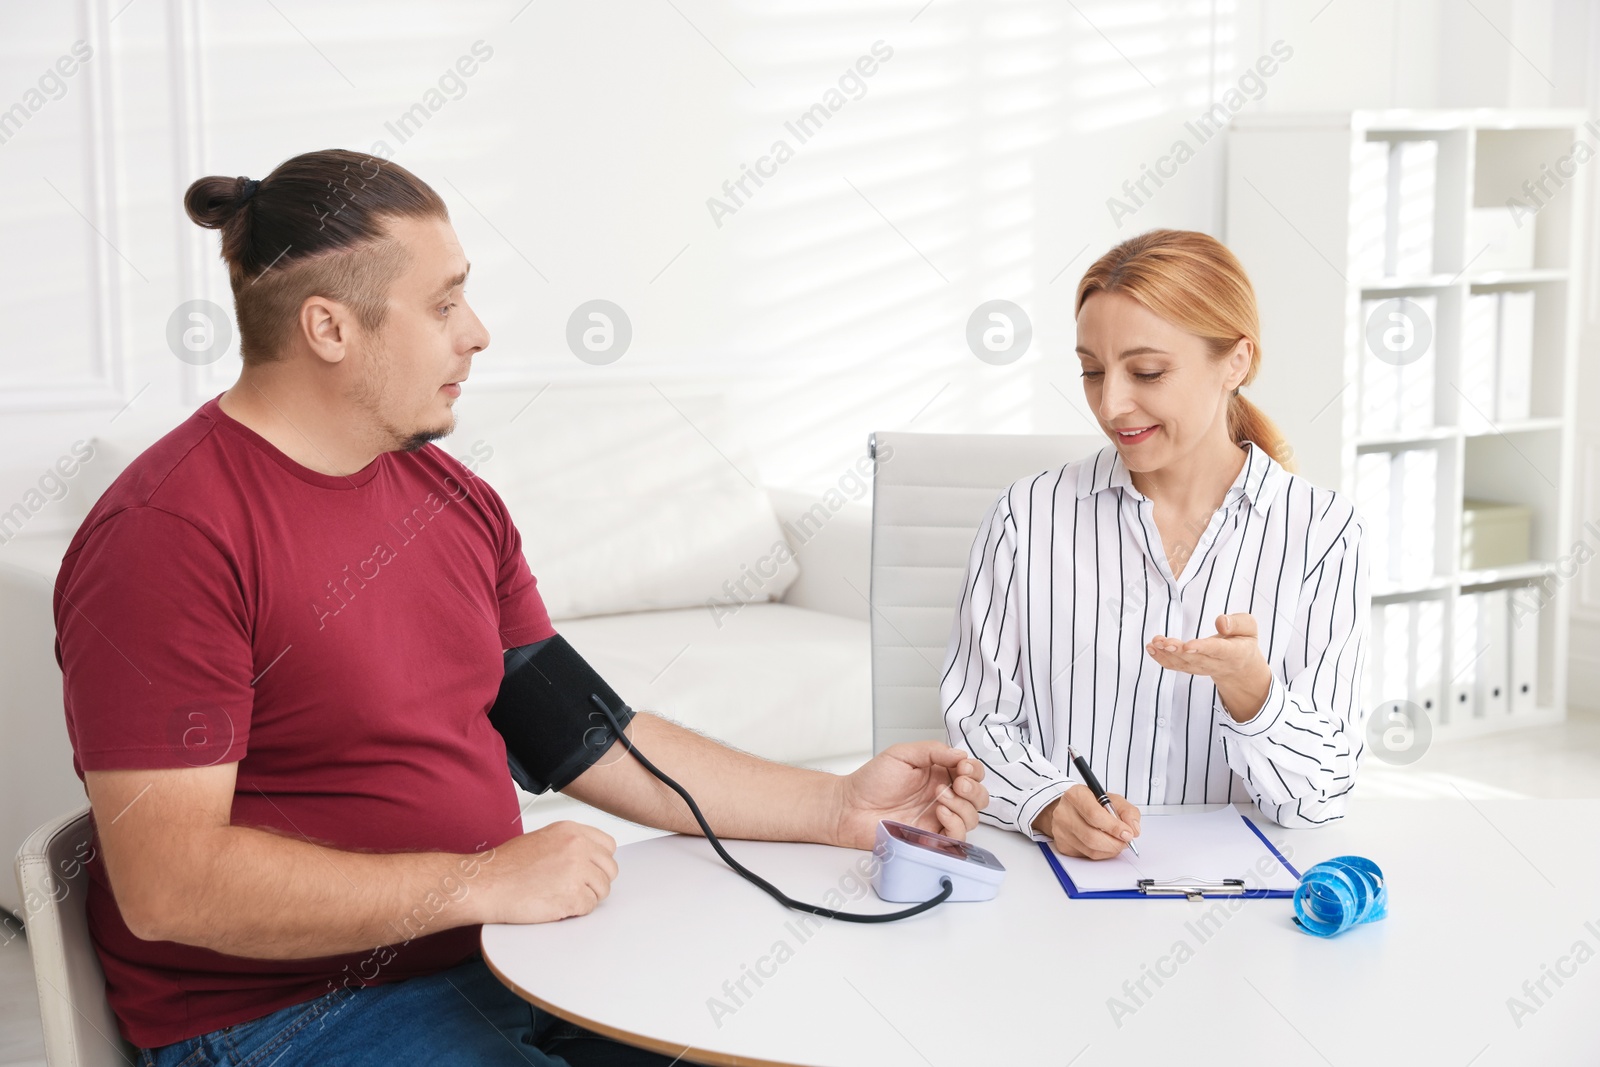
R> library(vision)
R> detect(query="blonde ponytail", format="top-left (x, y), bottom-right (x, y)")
top-left (1230, 393), bottom-right (1295, 471)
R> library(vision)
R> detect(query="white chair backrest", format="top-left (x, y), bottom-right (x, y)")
top-left (867, 431), bottom-right (1107, 753)
top-left (15, 806), bottom-right (137, 1067)
top-left (0, 557), bottom-right (88, 918)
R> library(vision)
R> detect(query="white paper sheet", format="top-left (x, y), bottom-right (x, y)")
top-left (1048, 806), bottom-right (1300, 894)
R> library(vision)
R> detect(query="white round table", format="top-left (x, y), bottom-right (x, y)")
top-left (482, 800), bottom-right (1598, 1066)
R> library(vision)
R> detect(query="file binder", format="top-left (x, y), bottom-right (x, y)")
top-left (1397, 294), bottom-right (1438, 433)
top-left (1355, 452), bottom-right (1393, 587)
top-left (1349, 139), bottom-right (1390, 281)
top-left (1038, 807), bottom-right (1303, 901)
top-left (1461, 292), bottom-right (1499, 432)
top-left (1497, 290), bottom-right (1535, 422)
top-left (1396, 448), bottom-right (1438, 584)
top-left (1375, 601), bottom-right (1410, 714)
top-left (1450, 593), bottom-right (1482, 719)
top-left (1509, 591), bottom-right (1538, 715)
top-left (1365, 601), bottom-right (1389, 713)
top-left (1407, 598), bottom-right (1445, 723)
top-left (1358, 298), bottom-right (1403, 437)
top-left (1387, 139), bottom-right (1437, 276)
top-left (1476, 589), bottom-right (1510, 718)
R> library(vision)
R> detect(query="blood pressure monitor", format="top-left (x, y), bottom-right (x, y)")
top-left (871, 820), bottom-right (1007, 903)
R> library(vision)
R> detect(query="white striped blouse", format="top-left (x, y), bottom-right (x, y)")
top-left (939, 439), bottom-right (1371, 836)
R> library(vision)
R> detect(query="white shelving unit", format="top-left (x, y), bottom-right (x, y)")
top-left (1225, 109), bottom-right (1588, 742)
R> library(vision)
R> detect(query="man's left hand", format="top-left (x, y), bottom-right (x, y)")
top-left (831, 742), bottom-right (988, 851)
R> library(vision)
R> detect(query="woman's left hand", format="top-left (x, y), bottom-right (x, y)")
top-left (1147, 613), bottom-right (1273, 720)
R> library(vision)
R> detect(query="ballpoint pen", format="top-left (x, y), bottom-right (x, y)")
top-left (1066, 743), bottom-right (1140, 857)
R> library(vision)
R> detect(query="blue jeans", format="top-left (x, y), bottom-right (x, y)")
top-left (136, 953), bottom-right (682, 1066)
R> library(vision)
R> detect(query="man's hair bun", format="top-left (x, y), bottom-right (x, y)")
top-left (183, 174), bottom-right (255, 230)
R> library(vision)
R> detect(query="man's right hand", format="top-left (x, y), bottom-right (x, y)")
top-left (476, 820), bottom-right (619, 925)
top-left (1032, 784), bottom-right (1141, 860)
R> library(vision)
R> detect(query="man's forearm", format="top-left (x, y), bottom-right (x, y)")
top-left (139, 823), bottom-right (492, 959)
top-left (563, 711), bottom-right (846, 845)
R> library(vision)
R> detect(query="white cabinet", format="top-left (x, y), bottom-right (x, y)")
top-left (1227, 110), bottom-right (1587, 740)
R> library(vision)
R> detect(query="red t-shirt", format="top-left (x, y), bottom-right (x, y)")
top-left (52, 394), bottom-right (557, 1049)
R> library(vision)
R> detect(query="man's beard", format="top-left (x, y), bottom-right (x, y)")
top-left (397, 426), bottom-right (450, 453)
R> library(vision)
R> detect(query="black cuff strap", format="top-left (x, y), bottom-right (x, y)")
top-left (489, 634), bottom-right (635, 794)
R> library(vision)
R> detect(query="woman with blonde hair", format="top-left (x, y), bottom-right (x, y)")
top-left (940, 228), bottom-right (1370, 859)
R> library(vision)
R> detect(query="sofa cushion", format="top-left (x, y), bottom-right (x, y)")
top-left (553, 601), bottom-right (870, 767)
top-left (451, 385), bottom-right (801, 621)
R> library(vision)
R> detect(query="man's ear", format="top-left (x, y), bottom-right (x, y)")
top-left (297, 295), bottom-right (355, 367)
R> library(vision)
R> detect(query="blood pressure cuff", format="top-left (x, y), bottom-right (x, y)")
top-left (489, 634), bottom-right (636, 795)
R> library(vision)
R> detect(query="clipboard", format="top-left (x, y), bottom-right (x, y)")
top-left (1036, 808), bottom-right (1303, 901)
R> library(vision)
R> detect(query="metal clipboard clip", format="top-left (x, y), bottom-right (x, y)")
top-left (1136, 878), bottom-right (1246, 901)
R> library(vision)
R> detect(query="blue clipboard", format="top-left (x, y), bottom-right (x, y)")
top-left (1036, 811), bottom-right (1303, 900)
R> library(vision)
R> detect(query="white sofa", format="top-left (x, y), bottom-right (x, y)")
top-left (0, 383), bottom-right (874, 918)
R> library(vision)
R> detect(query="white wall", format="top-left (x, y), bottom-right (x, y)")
top-left (1554, 2), bottom-right (1600, 710)
top-left (1, 1), bottom-right (1595, 672)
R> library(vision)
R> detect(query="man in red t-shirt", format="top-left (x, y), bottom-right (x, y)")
top-left (54, 151), bottom-right (988, 1066)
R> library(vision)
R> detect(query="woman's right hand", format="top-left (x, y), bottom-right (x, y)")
top-left (1032, 784), bottom-right (1141, 860)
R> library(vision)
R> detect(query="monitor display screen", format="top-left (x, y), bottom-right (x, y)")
top-left (885, 820), bottom-right (981, 861)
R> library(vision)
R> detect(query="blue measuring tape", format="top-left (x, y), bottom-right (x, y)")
top-left (1292, 856), bottom-right (1387, 938)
